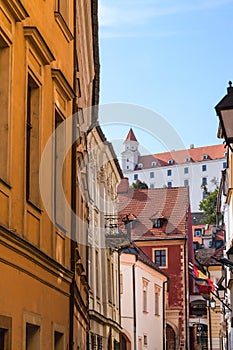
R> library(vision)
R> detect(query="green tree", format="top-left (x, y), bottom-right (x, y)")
top-left (130, 179), bottom-right (148, 190)
top-left (199, 179), bottom-right (219, 224)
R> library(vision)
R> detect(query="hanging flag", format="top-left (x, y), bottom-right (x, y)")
top-left (188, 263), bottom-right (216, 297)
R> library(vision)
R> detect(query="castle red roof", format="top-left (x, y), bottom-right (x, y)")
top-left (136, 144), bottom-right (225, 169)
top-left (125, 128), bottom-right (138, 142)
top-left (118, 187), bottom-right (189, 239)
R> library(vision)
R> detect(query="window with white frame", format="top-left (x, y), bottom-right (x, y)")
top-left (202, 164), bottom-right (207, 172)
top-left (150, 171), bottom-right (154, 178)
top-left (184, 167), bottom-right (189, 174)
top-left (143, 334), bottom-right (148, 346)
top-left (142, 279), bottom-right (148, 312)
top-left (194, 229), bottom-right (201, 237)
top-left (152, 218), bottom-right (163, 228)
top-left (203, 191), bottom-right (208, 199)
top-left (154, 286), bottom-right (160, 315)
top-left (202, 177), bottom-right (207, 186)
top-left (120, 273), bottom-right (123, 294)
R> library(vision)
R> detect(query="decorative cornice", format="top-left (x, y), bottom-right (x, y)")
top-left (2, 0), bottom-right (29, 21)
top-left (54, 11), bottom-right (73, 42)
top-left (88, 309), bottom-right (122, 332)
top-left (24, 26), bottom-right (55, 64)
top-left (52, 69), bottom-right (75, 100)
top-left (0, 224), bottom-right (73, 283)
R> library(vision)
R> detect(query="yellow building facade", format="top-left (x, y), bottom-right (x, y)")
top-left (0, 0), bottom-right (99, 349)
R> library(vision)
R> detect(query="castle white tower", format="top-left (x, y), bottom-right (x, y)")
top-left (121, 128), bottom-right (140, 172)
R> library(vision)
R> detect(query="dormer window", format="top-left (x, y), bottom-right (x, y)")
top-left (168, 159), bottom-right (174, 165)
top-left (224, 151), bottom-right (227, 157)
top-left (153, 219), bottom-right (163, 228)
top-left (186, 157), bottom-right (191, 162)
top-left (152, 161), bottom-right (157, 167)
top-left (138, 163), bottom-right (143, 169)
top-left (203, 154), bottom-right (208, 160)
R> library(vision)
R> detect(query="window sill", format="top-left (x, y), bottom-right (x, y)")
top-left (54, 12), bottom-right (73, 42)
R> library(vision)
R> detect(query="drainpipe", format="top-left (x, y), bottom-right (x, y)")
top-left (118, 249), bottom-right (122, 349)
top-left (206, 267), bottom-right (213, 350)
top-left (163, 280), bottom-right (168, 350)
top-left (132, 264), bottom-right (137, 350)
top-left (184, 237), bottom-right (189, 349)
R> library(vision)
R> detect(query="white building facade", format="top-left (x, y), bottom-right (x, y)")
top-left (122, 129), bottom-right (226, 212)
top-left (120, 244), bottom-right (168, 350)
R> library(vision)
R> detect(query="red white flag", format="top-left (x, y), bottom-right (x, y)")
top-left (189, 263), bottom-right (216, 296)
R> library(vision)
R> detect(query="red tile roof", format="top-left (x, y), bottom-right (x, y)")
top-left (135, 144), bottom-right (226, 169)
top-left (125, 128), bottom-right (138, 142)
top-left (118, 187), bottom-right (189, 239)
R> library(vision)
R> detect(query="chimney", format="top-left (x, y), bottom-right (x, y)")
top-left (190, 144), bottom-right (194, 149)
top-left (117, 178), bottom-right (129, 194)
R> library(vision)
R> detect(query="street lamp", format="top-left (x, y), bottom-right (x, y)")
top-left (215, 81), bottom-right (233, 149)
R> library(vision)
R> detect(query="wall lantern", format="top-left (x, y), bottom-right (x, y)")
top-left (210, 297), bottom-right (216, 309)
top-left (217, 283), bottom-right (226, 300)
top-left (215, 81), bottom-right (233, 149)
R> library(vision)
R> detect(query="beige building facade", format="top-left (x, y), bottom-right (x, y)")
top-left (86, 125), bottom-right (123, 349)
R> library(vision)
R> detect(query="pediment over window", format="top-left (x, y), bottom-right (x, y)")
top-left (2, 0), bottom-right (29, 21)
top-left (24, 26), bottom-right (55, 65)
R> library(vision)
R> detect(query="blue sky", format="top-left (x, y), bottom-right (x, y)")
top-left (98, 0), bottom-right (233, 155)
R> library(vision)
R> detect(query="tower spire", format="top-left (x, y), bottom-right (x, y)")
top-left (125, 128), bottom-right (138, 142)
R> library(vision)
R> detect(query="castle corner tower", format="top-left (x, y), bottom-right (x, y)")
top-left (121, 128), bottom-right (140, 172)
